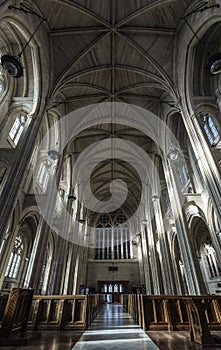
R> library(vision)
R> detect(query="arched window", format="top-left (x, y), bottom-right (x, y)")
top-left (201, 114), bottom-right (219, 146)
top-left (204, 240), bottom-right (221, 278)
top-left (95, 210), bottom-right (132, 260)
top-left (9, 114), bottom-right (27, 146)
top-left (162, 189), bottom-right (170, 212)
top-left (37, 161), bottom-right (50, 191)
top-left (173, 158), bottom-right (192, 193)
top-left (5, 236), bottom-right (24, 279)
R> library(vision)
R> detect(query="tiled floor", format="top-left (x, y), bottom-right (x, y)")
top-left (147, 330), bottom-right (221, 350)
top-left (71, 303), bottom-right (159, 350)
top-left (0, 330), bottom-right (83, 350)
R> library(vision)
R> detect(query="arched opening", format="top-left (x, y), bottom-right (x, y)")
top-left (3, 214), bottom-right (37, 291)
top-left (192, 217), bottom-right (221, 294)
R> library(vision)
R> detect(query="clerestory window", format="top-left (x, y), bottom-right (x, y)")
top-left (9, 114), bottom-right (27, 146)
top-left (201, 114), bottom-right (219, 146)
top-left (37, 161), bottom-right (50, 191)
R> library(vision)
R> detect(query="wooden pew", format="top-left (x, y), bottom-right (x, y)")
top-left (127, 295), bottom-right (221, 333)
top-left (28, 295), bottom-right (87, 331)
top-left (0, 288), bottom-right (34, 345)
top-left (28, 294), bottom-right (105, 331)
top-left (185, 298), bottom-right (216, 346)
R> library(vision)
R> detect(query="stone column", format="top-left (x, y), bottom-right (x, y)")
top-left (137, 234), bottom-right (145, 286)
top-left (51, 236), bottom-right (68, 295)
top-left (0, 109), bottom-right (46, 243)
top-left (162, 156), bottom-right (207, 294)
top-left (152, 195), bottom-right (176, 294)
top-left (146, 205), bottom-right (162, 294)
top-left (27, 155), bottom-right (64, 293)
top-left (25, 217), bottom-right (50, 292)
top-left (179, 103), bottom-right (221, 229)
top-left (67, 243), bottom-right (78, 294)
top-left (141, 224), bottom-right (152, 294)
top-left (53, 198), bottom-right (73, 295)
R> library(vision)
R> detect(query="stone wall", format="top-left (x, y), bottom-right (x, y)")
top-left (86, 259), bottom-right (140, 292)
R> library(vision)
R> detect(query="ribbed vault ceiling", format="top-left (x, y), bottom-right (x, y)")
top-left (36, 0), bottom-right (194, 221)
top-left (35, 0), bottom-right (195, 109)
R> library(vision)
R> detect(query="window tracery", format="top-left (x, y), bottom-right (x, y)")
top-left (201, 114), bottom-right (219, 146)
top-left (204, 238), bottom-right (221, 278)
top-left (37, 160), bottom-right (50, 191)
top-left (9, 114), bottom-right (27, 146)
top-left (95, 210), bottom-right (132, 260)
top-left (5, 236), bottom-right (24, 279)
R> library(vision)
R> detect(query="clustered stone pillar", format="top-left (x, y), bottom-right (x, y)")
top-left (140, 225), bottom-right (152, 294)
top-left (151, 194), bottom-right (176, 294)
top-left (145, 202), bottom-right (162, 294)
top-left (162, 156), bottom-right (207, 295)
top-left (0, 114), bottom-right (45, 243)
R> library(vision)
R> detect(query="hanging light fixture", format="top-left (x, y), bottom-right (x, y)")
top-left (209, 53), bottom-right (221, 75)
top-left (180, 3), bottom-right (220, 76)
top-left (0, 5), bottom-right (46, 78)
top-left (48, 149), bottom-right (60, 160)
top-left (68, 194), bottom-right (77, 201)
top-left (0, 54), bottom-right (23, 78)
top-left (48, 138), bottom-right (60, 160)
top-left (167, 146), bottom-right (179, 160)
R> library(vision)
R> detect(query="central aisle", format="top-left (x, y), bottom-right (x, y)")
top-left (71, 303), bottom-right (160, 350)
